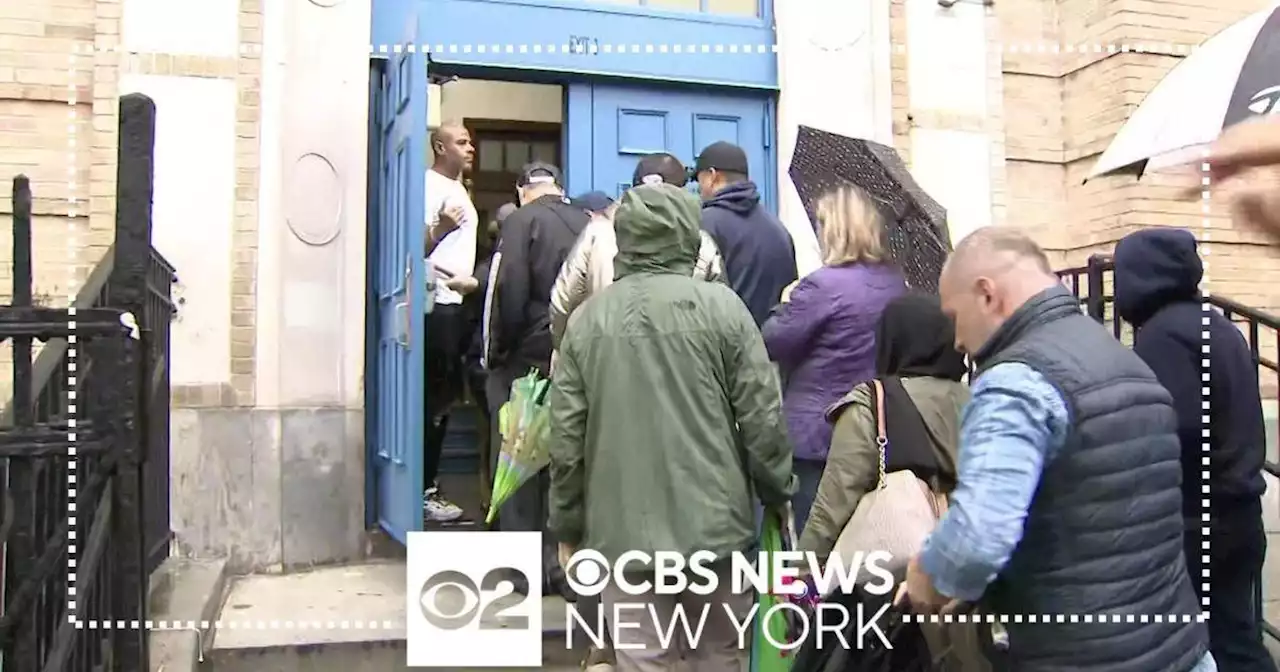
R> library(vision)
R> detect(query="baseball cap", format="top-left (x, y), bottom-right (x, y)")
top-left (694, 141), bottom-right (749, 177)
top-left (632, 153), bottom-right (688, 187)
top-left (516, 161), bottom-right (563, 188)
top-left (570, 191), bottom-right (614, 213)
top-left (494, 202), bottom-right (518, 224)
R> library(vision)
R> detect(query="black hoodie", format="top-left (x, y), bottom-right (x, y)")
top-left (1113, 228), bottom-right (1266, 521)
top-left (700, 181), bottom-right (797, 327)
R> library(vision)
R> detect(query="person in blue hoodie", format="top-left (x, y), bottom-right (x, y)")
top-left (693, 141), bottom-right (798, 327)
top-left (1113, 228), bottom-right (1274, 672)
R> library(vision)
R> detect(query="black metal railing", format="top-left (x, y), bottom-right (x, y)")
top-left (1057, 253), bottom-right (1280, 642)
top-left (0, 92), bottom-right (175, 671)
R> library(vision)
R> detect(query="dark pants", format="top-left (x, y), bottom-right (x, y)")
top-left (792, 458), bottom-right (825, 535)
top-left (486, 363), bottom-right (560, 589)
top-left (1185, 506), bottom-right (1276, 672)
top-left (424, 304), bottom-right (467, 490)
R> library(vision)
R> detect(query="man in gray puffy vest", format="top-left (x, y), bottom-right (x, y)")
top-left (904, 227), bottom-right (1214, 671)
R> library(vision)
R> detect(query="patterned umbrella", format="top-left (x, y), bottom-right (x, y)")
top-left (1089, 1), bottom-right (1280, 179)
top-left (788, 125), bottom-right (951, 293)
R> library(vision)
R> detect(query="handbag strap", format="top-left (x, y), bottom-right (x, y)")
top-left (871, 379), bottom-right (888, 490)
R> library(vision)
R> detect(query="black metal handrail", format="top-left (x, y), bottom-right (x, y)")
top-left (1057, 253), bottom-right (1280, 641)
top-left (1, 92), bottom-right (174, 671)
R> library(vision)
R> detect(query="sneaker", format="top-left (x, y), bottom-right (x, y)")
top-left (582, 644), bottom-right (615, 671)
top-left (424, 487), bottom-right (464, 522)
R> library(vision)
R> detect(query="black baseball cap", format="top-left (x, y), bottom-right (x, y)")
top-left (632, 153), bottom-right (688, 187)
top-left (516, 161), bottom-right (563, 188)
top-left (694, 141), bottom-right (749, 177)
top-left (570, 191), bottom-right (614, 212)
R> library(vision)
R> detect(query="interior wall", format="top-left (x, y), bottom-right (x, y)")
top-left (429, 80), bottom-right (563, 130)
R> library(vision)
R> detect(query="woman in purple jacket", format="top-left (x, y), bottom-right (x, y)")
top-left (762, 184), bottom-right (906, 533)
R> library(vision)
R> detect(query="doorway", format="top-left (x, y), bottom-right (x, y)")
top-left (366, 59), bottom-right (776, 543)
top-left (426, 80), bottom-right (565, 529)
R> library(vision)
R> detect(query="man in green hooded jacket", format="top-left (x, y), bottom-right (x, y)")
top-left (547, 183), bottom-right (795, 671)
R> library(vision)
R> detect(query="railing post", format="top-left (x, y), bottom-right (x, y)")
top-left (104, 92), bottom-right (157, 670)
top-left (1085, 254), bottom-right (1107, 323)
top-left (3, 175), bottom-right (40, 668)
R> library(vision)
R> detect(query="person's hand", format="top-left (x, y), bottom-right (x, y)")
top-left (444, 275), bottom-right (479, 295)
top-left (897, 555), bottom-right (951, 612)
top-left (434, 204), bottom-right (465, 238)
top-left (1203, 115), bottom-right (1280, 184)
top-left (1185, 116), bottom-right (1280, 243)
top-left (1224, 165), bottom-right (1280, 242)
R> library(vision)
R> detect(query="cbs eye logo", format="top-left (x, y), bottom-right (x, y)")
top-left (418, 567), bottom-right (531, 630)
top-left (563, 550), bottom-right (613, 597)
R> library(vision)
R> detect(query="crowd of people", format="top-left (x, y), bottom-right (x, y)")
top-left (416, 113), bottom-right (1280, 672)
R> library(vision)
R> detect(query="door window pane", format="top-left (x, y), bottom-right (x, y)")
top-left (644, 0), bottom-right (700, 11)
top-left (505, 140), bottom-right (530, 172)
top-left (531, 141), bottom-right (558, 165)
top-left (705, 0), bottom-right (757, 16)
top-left (478, 139), bottom-right (504, 172)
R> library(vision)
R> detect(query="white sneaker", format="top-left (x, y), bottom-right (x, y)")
top-left (424, 487), bottom-right (464, 522)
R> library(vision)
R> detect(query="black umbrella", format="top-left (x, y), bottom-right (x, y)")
top-left (788, 126), bottom-right (951, 293)
top-left (1089, 1), bottom-right (1280, 179)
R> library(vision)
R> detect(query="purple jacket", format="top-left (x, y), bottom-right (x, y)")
top-left (762, 263), bottom-right (906, 462)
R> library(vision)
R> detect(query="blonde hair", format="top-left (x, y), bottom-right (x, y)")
top-left (815, 184), bottom-right (887, 266)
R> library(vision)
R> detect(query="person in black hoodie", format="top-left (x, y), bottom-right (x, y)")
top-left (480, 162), bottom-right (587, 596)
top-left (693, 141), bottom-right (798, 327)
top-left (1113, 227), bottom-right (1274, 672)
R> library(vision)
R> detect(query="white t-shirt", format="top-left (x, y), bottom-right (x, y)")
top-left (425, 169), bottom-right (478, 306)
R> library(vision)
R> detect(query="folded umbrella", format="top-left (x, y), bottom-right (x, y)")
top-left (487, 369), bottom-right (552, 525)
top-left (788, 126), bottom-right (951, 293)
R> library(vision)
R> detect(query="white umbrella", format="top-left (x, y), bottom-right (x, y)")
top-left (1088, 1), bottom-right (1280, 180)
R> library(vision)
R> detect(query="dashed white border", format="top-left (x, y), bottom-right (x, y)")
top-left (68, 38), bottom-right (1216, 631)
top-left (71, 41), bottom-right (1206, 56)
top-left (1200, 150), bottom-right (1213, 614)
top-left (67, 49), bottom-right (80, 626)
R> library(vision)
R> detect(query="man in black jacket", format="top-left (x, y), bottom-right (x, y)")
top-left (1114, 228), bottom-right (1274, 672)
top-left (480, 162), bottom-right (587, 595)
top-left (693, 141), bottom-right (797, 326)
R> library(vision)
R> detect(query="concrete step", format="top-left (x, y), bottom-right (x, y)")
top-left (200, 561), bottom-right (589, 672)
top-left (148, 556), bottom-right (229, 672)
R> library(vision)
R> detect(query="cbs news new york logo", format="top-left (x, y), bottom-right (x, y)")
top-left (406, 531), bottom-right (544, 667)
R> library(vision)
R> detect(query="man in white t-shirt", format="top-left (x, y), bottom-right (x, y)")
top-left (422, 121), bottom-right (478, 523)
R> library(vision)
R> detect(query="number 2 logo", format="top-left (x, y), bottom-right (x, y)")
top-left (418, 568), bottom-right (530, 630)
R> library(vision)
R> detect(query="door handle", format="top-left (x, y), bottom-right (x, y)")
top-left (394, 299), bottom-right (411, 348)
top-left (395, 254), bottom-right (413, 348)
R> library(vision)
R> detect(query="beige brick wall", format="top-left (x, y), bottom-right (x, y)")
top-left (0, 0), bottom-right (262, 405)
top-left (0, 0), bottom-right (96, 399)
top-left (996, 0), bottom-right (1276, 309)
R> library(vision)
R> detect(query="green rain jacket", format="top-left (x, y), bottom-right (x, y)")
top-left (547, 183), bottom-right (795, 564)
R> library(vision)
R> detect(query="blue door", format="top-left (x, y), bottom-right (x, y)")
top-left (565, 83), bottom-right (774, 207)
top-left (371, 16), bottom-right (428, 544)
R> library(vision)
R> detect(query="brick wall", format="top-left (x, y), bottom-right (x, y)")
top-left (0, 0), bottom-right (262, 403)
top-left (997, 0), bottom-right (1278, 309)
top-left (0, 0), bottom-right (96, 398)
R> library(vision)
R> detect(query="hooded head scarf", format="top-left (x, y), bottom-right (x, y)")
top-left (874, 293), bottom-right (967, 382)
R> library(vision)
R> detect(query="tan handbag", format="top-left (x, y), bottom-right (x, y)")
top-left (829, 379), bottom-right (948, 584)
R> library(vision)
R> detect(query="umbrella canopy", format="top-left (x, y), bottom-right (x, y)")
top-left (1088, 1), bottom-right (1280, 180)
top-left (788, 125), bottom-right (951, 292)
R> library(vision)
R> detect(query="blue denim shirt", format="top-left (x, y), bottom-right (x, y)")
top-left (916, 362), bottom-right (1216, 671)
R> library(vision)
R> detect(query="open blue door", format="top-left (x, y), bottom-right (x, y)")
top-left (371, 16), bottom-right (428, 544)
top-left (565, 83), bottom-right (774, 208)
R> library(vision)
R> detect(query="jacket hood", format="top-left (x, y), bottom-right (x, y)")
top-left (613, 183), bottom-right (702, 278)
top-left (875, 292), bottom-right (968, 381)
top-left (703, 180), bottom-right (761, 215)
top-left (1113, 228), bottom-right (1202, 327)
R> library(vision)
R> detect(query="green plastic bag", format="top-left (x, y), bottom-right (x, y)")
top-left (751, 511), bottom-right (793, 672)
